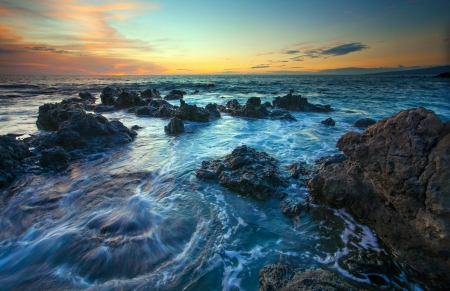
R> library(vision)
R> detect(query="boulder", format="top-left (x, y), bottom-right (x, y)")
top-left (434, 72), bottom-right (450, 78)
top-left (164, 117), bottom-right (184, 134)
top-left (196, 145), bottom-right (287, 200)
top-left (40, 146), bottom-right (70, 171)
top-left (36, 102), bottom-right (85, 131)
top-left (100, 87), bottom-right (118, 105)
top-left (259, 265), bottom-right (358, 291)
top-left (78, 91), bottom-right (95, 101)
top-left (114, 91), bottom-right (142, 110)
top-left (174, 100), bottom-right (210, 122)
top-left (352, 118), bottom-right (376, 128)
top-left (269, 110), bottom-right (297, 121)
top-left (164, 89), bottom-right (186, 100)
top-left (308, 107), bottom-right (450, 289)
top-left (321, 117), bottom-right (335, 126)
top-left (134, 100), bottom-right (176, 118)
top-left (205, 103), bottom-right (221, 119)
top-left (0, 135), bottom-right (30, 188)
top-left (272, 93), bottom-right (333, 112)
top-left (141, 88), bottom-right (161, 99)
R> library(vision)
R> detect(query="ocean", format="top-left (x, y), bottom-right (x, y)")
top-left (0, 75), bottom-right (449, 290)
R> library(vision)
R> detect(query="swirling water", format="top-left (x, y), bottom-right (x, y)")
top-left (0, 75), bottom-right (449, 290)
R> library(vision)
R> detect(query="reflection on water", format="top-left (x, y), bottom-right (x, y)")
top-left (1, 75), bottom-right (448, 290)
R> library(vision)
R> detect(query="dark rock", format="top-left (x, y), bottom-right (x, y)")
top-left (352, 118), bottom-right (376, 128)
top-left (79, 91), bottom-right (95, 101)
top-left (193, 90), bottom-right (200, 94)
top-left (174, 100), bottom-right (210, 122)
top-left (308, 107), bottom-right (450, 289)
top-left (196, 145), bottom-right (287, 200)
top-left (205, 103), bottom-right (221, 119)
top-left (434, 72), bottom-right (450, 78)
top-left (36, 102), bottom-right (85, 131)
top-left (263, 101), bottom-right (272, 108)
top-left (272, 93), bottom-right (333, 112)
top-left (131, 125), bottom-right (143, 130)
top-left (280, 199), bottom-right (306, 216)
top-left (164, 117), bottom-right (184, 134)
top-left (321, 117), bottom-right (335, 126)
top-left (247, 97), bottom-right (262, 107)
top-left (100, 87), bottom-right (118, 105)
top-left (114, 91), bottom-right (142, 110)
top-left (287, 154), bottom-right (345, 181)
top-left (164, 89), bottom-right (186, 100)
top-left (0, 135), bottom-right (30, 188)
top-left (134, 100), bottom-right (176, 117)
top-left (259, 265), bottom-right (358, 291)
top-left (270, 110), bottom-right (297, 121)
top-left (141, 88), bottom-right (161, 98)
top-left (93, 105), bottom-right (116, 113)
top-left (205, 83), bottom-right (215, 88)
top-left (40, 146), bottom-right (70, 171)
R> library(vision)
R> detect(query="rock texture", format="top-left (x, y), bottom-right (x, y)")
top-left (321, 117), bottom-right (336, 126)
top-left (40, 146), bottom-right (70, 171)
top-left (259, 265), bottom-right (358, 291)
top-left (164, 89), bottom-right (186, 100)
top-left (196, 145), bottom-right (287, 200)
top-left (36, 101), bottom-right (85, 131)
top-left (219, 98), bottom-right (296, 121)
top-left (272, 93), bottom-right (333, 112)
top-left (164, 117), bottom-right (184, 134)
top-left (308, 107), bottom-right (450, 289)
top-left (134, 100), bottom-right (211, 122)
top-left (353, 118), bottom-right (376, 128)
top-left (114, 91), bottom-right (143, 110)
top-left (141, 88), bottom-right (161, 98)
top-left (0, 135), bottom-right (30, 188)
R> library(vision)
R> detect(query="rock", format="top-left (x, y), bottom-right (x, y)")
top-left (321, 117), bottom-right (335, 126)
top-left (196, 145), bottom-right (287, 200)
top-left (352, 118), bottom-right (376, 128)
top-left (308, 107), bottom-right (450, 289)
top-left (247, 97), bottom-right (262, 106)
top-left (174, 100), bottom-right (210, 122)
top-left (280, 199), bottom-right (306, 216)
top-left (434, 72), bottom-right (450, 78)
top-left (259, 265), bottom-right (358, 291)
top-left (40, 146), bottom-right (70, 171)
top-left (272, 93), bottom-right (333, 112)
top-left (205, 103), bottom-right (221, 119)
top-left (36, 102), bottom-right (85, 131)
top-left (141, 88), bottom-right (161, 98)
top-left (0, 135), bottom-right (30, 188)
top-left (131, 125), bottom-right (143, 130)
top-left (287, 154), bottom-right (345, 182)
top-left (164, 117), bottom-right (184, 134)
top-left (205, 83), bottom-right (215, 88)
top-left (114, 91), bottom-right (142, 110)
top-left (263, 101), bottom-right (272, 108)
top-left (164, 89), bottom-right (186, 100)
top-left (134, 100), bottom-right (176, 118)
top-left (100, 87), bottom-right (118, 105)
top-left (94, 105), bottom-right (116, 113)
top-left (79, 91), bottom-right (95, 101)
top-left (193, 90), bottom-right (200, 95)
top-left (270, 110), bottom-right (297, 121)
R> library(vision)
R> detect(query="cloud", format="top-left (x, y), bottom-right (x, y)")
top-left (283, 50), bottom-right (299, 54)
top-left (177, 68), bottom-right (193, 71)
top-left (256, 52), bottom-right (273, 56)
top-left (26, 46), bottom-right (69, 53)
top-left (290, 56), bottom-right (304, 62)
top-left (321, 42), bottom-right (369, 56)
top-left (251, 65), bottom-right (270, 69)
top-left (0, 48), bottom-right (26, 53)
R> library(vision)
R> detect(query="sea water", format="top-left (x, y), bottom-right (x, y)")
top-left (0, 75), bottom-right (449, 290)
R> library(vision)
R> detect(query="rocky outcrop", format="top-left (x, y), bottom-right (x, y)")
top-left (272, 93), bottom-right (333, 112)
top-left (353, 118), bottom-right (376, 128)
top-left (220, 98), bottom-right (296, 121)
top-left (40, 146), bottom-right (70, 171)
top-left (321, 117), bottom-right (335, 126)
top-left (164, 89), bottom-right (186, 100)
top-left (36, 101), bottom-right (85, 131)
top-left (434, 72), bottom-right (450, 78)
top-left (100, 87), bottom-right (119, 105)
top-left (174, 100), bottom-right (210, 122)
top-left (259, 265), bottom-right (358, 291)
top-left (205, 103), bottom-right (221, 119)
top-left (79, 91), bottom-right (95, 102)
top-left (114, 91), bottom-right (143, 110)
top-left (308, 107), bottom-right (450, 289)
top-left (141, 88), bottom-right (161, 98)
top-left (135, 100), bottom-right (211, 122)
top-left (164, 117), bottom-right (184, 134)
top-left (196, 145), bottom-right (287, 200)
top-left (0, 135), bottom-right (30, 188)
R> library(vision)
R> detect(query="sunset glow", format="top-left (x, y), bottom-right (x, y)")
top-left (0, 0), bottom-right (449, 75)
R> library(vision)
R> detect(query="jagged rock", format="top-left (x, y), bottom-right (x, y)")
top-left (40, 146), bottom-right (70, 171)
top-left (164, 89), bottom-right (186, 100)
top-left (205, 103), bottom-right (221, 119)
top-left (134, 100), bottom-right (176, 117)
top-left (0, 135), bottom-right (30, 188)
top-left (141, 88), bottom-right (161, 98)
top-left (353, 118), bottom-right (376, 128)
top-left (434, 72), bottom-right (450, 78)
top-left (94, 105), bottom-right (116, 113)
top-left (79, 91), bottom-right (95, 101)
top-left (164, 117), bottom-right (184, 134)
top-left (308, 107), bottom-right (450, 289)
top-left (114, 91), bottom-right (143, 110)
top-left (272, 93), bottom-right (333, 112)
top-left (196, 145), bottom-right (287, 200)
top-left (174, 100), bottom-right (210, 122)
top-left (259, 265), bottom-right (358, 291)
top-left (270, 110), bottom-right (297, 121)
top-left (36, 102), bottom-right (85, 131)
top-left (280, 199), bottom-right (307, 216)
top-left (100, 87), bottom-right (118, 105)
top-left (287, 154), bottom-right (346, 182)
top-left (321, 117), bottom-right (335, 126)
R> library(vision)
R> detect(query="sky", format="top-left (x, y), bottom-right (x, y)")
top-left (0, 0), bottom-right (449, 75)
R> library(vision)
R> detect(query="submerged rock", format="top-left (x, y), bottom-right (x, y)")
top-left (0, 135), bottom-right (30, 188)
top-left (259, 265), bottom-right (358, 291)
top-left (164, 117), bottom-right (184, 134)
top-left (272, 93), bottom-right (333, 112)
top-left (196, 145), bottom-right (287, 200)
top-left (352, 118), bottom-right (376, 128)
top-left (321, 117), bottom-right (336, 126)
top-left (308, 107), bottom-right (450, 289)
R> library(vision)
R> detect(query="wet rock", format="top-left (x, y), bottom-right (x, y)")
top-left (205, 103), bottom-right (221, 119)
top-left (40, 146), bottom-right (70, 171)
top-left (321, 117), bottom-right (335, 126)
top-left (263, 101), bottom-right (272, 108)
top-left (308, 107), bottom-right (450, 289)
top-left (193, 90), bottom-right (200, 94)
top-left (196, 145), bottom-right (287, 200)
top-left (141, 88), bottom-right (161, 99)
top-left (93, 105), bottom-right (116, 113)
top-left (131, 125), bottom-right (143, 130)
top-left (36, 102), bottom-right (85, 131)
top-left (270, 110), bottom-right (297, 121)
top-left (0, 135), bottom-right (30, 188)
top-left (114, 91), bottom-right (143, 110)
top-left (164, 117), bottom-right (185, 134)
top-left (205, 83), bottom-right (215, 88)
top-left (259, 265), bottom-right (358, 291)
top-left (353, 118), bottom-right (376, 128)
top-left (100, 87), bottom-right (118, 105)
top-left (79, 91), bottom-right (95, 101)
top-left (280, 199), bottom-right (306, 216)
top-left (434, 72), bottom-right (450, 78)
top-left (287, 154), bottom-right (345, 183)
top-left (134, 100), bottom-right (176, 118)
top-left (164, 89), bottom-right (186, 100)
top-left (272, 93), bottom-right (333, 112)
top-left (174, 100), bottom-right (210, 122)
